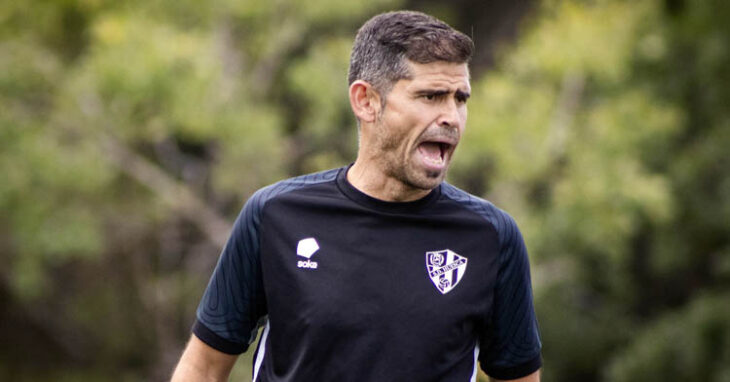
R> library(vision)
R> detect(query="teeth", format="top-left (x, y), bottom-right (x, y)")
top-left (416, 141), bottom-right (448, 166)
top-left (424, 155), bottom-right (444, 165)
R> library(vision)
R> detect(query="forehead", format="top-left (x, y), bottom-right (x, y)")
top-left (401, 61), bottom-right (471, 92)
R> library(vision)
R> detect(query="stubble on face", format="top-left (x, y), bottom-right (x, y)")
top-left (373, 119), bottom-right (436, 192)
top-left (372, 62), bottom-right (469, 192)
top-left (373, 119), bottom-right (452, 192)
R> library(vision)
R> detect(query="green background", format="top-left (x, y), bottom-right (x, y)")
top-left (1, 0), bottom-right (729, 380)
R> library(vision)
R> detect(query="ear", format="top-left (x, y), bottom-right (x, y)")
top-left (349, 80), bottom-right (381, 123)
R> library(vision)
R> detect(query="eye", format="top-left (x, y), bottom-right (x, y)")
top-left (423, 92), bottom-right (446, 102)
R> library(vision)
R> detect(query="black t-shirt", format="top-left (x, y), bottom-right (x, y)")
top-left (193, 166), bottom-right (542, 381)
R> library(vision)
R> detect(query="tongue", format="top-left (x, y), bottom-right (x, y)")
top-left (418, 142), bottom-right (442, 161)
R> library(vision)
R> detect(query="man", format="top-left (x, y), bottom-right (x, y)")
top-left (172, 11), bottom-right (541, 382)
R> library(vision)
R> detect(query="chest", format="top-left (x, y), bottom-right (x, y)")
top-left (258, 199), bottom-right (501, 334)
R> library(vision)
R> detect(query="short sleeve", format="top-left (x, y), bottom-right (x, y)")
top-left (193, 191), bottom-right (268, 355)
top-left (479, 213), bottom-right (542, 379)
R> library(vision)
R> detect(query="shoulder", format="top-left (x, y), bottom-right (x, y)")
top-left (440, 182), bottom-right (521, 248)
top-left (246, 167), bottom-right (341, 210)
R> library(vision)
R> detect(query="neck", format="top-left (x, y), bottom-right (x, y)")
top-left (347, 158), bottom-right (432, 202)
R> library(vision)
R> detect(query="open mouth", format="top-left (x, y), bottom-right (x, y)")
top-left (417, 141), bottom-right (452, 166)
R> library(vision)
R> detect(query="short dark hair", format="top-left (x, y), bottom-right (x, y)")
top-left (348, 11), bottom-right (474, 96)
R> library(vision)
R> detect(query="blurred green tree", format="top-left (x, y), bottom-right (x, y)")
top-left (0, 0), bottom-right (397, 379)
top-left (449, 0), bottom-right (730, 380)
top-left (1, 0), bottom-right (729, 380)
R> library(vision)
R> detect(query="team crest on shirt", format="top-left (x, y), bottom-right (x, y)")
top-left (426, 249), bottom-right (468, 294)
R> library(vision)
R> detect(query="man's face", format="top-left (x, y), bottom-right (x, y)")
top-left (369, 60), bottom-right (470, 192)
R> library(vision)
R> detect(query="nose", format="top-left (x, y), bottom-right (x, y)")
top-left (438, 98), bottom-right (463, 129)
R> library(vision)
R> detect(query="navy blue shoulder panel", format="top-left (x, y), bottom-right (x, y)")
top-left (194, 168), bottom-right (340, 354)
top-left (441, 183), bottom-right (542, 379)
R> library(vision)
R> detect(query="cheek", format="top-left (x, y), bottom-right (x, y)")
top-left (375, 118), bottom-right (409, 152)
top-left (458, 108), bottom-right (468, 131)
top-left (383, 108), bottom-right (419, 140)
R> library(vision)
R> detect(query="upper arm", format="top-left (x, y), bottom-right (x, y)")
top-left (479, 212), bottom-right (542, 379)
top-left (171, 334), bottom-right (239, 382)
top-left (194, 192), bottom-right (268, 353)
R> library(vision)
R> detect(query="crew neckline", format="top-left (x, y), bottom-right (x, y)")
top-left (335, 164), bottom-right (441, 213)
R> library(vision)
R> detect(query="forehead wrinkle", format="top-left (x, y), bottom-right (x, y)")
top-left (390, 61), bottom-right (470, 99)
top-left (406, 77), bottom-right (470, 94)
top-left (409, 72), bottom-right (469, 92)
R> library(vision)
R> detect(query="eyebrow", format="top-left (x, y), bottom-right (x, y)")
top-left (415, 89), bottom-right (450, 96)
top-left (415, 89), bottom-right (471, 99)
top-left (455, 90), bottom-right (470, 100)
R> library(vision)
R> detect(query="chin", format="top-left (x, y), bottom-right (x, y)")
top-left (406, 170), bottom-right (446, 191)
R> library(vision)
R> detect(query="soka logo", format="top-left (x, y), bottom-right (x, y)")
top-left (426, 249), bottom-right (468, 294)
top-left (296, 237), bottom-right (319, 269)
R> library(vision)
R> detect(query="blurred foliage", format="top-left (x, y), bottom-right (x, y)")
top-left (0, 0), bottom-right (728, 381)
top-left (606, 292), bottom-right (730, 382)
